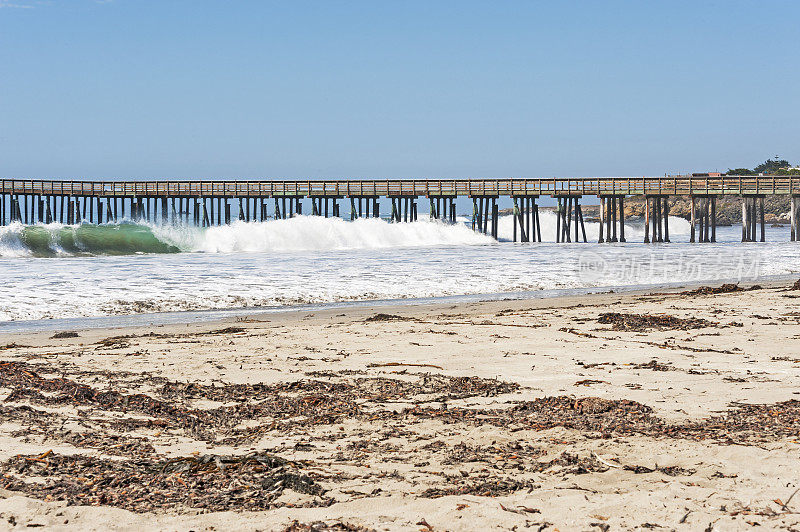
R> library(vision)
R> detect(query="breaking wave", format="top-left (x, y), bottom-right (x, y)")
top-left (0, 222), bottom-right (181, 257)
top-left (0, 217), bottom-right (496, 257)
top-left (0, 212), bottom-right (693, 258)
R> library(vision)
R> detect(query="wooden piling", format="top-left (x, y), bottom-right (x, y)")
top-left (492, 202), bottom-right (498, 239)
top-left (698, 198), bottom-right (704, 242)
top-left (524, 197), bottom-right (530, 242)
top-left (658, 197), bottom-right (664, 242)
top-left (700, 198), bottom-right (707, 242)
top-left (555, 198), bottom-right (562, 243)
top-left (652, 197), bottom-right (659, 242)
top-left (610, 196), bottom-right (617, 242)
top-left (512, 198), bottom-right (518, 242)
top-left (565, 199), bottom-right (570, 242)
top-left (565, 198), bottom-right (571, 242)
top-left (482, 197), bottom-right (489, 233)
top-left (742, 199), bottom-right (747, 242)
top-left (708, 197), bottom-right (715, 243)
top-left (471, 198), bottom-right (477, 230)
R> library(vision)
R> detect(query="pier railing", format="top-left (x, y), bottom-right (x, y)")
top-left (1, 176), bottom-right (799, 197)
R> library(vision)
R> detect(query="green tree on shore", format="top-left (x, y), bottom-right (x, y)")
top-left (726, 158), bottom-right (798, 175)
top-left (754, 158), bottom-right (790, 173)
top-left (726, 168), bottom-right (753, 175)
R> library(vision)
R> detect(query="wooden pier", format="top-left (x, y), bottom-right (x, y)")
top-left (1, 176), bottom-right (799, 242)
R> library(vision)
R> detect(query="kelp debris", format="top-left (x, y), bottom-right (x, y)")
top-left (679, 283), bottom-right (762, 296)
top-left (598, 313), bottom-right (715, 332)
top-left (0, 451), bottom-right (328, 513)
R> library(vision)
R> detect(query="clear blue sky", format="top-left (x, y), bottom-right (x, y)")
top-left (1, 0), bottom-right (798, 179)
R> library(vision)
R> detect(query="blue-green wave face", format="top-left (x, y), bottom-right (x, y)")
top-left (0, 223), bottom-right (182, 257)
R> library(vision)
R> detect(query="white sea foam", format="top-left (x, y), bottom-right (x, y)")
top-left (0, 214), bottom-right (693, 257)
top-left (181, 216), bottom-right (495, 253)
top-left (494, 212), bottom-right (690, 242)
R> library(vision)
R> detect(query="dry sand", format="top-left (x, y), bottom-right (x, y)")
top-left (1, 281), bottom-right (800, 531)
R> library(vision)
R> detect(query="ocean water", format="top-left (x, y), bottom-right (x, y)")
top-left (1, 212), bottom-right (798, 323)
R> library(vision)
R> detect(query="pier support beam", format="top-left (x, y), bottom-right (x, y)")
top-left (347, 196), bottom-right (379, 220)
top-left (690, 195), bottom-right (717, 243)
top-left (428, 195), bottom-right (456, 223)
top-left (511, 195), bottom-right (541, 242)
top-left (389, 196), bottom-right (418, 223)
top-left (644, 195), bottom-right (670, 243)
top-left (599, 195), bottom-right (626, 243)
top-left (791, 195), bottom-right (799, 242)
top-left (469, 195), bottom-right (499, 238)
top-left (741, 195), bottom-right (765, 242)
top-left (272, 196), bottom-right (303, 220)
top-left (554, 194), bottom-right (586, 243)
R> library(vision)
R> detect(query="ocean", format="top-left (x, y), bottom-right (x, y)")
top-left (1, 212), bottom-right (798, 326)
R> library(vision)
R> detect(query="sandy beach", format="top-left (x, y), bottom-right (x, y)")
top-left (1, 281), bottom-right (800, 531)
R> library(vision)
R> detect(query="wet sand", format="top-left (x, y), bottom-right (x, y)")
top-left (1, 281), bottom-right (800, 531)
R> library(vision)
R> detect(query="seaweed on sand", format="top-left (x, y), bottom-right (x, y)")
top-left (597, 312), bottom-right (715, 332)
top-left (0, 451), bottom-right (329, 513)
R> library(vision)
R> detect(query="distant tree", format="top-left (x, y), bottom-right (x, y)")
top-left (726, 168), bottom-right (753, 175)
top-left (753, 158), bottom-right (790, 174)
top-left (774, 167), bottom-right (800, 176)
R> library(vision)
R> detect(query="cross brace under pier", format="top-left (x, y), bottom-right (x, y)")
top-left (555, 195), bottom-right (587, 243)
top-left (511, 195), bottom-right (542, 242)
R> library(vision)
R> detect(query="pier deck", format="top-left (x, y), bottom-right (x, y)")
top-left (2, 176), bottom-right (799, 198)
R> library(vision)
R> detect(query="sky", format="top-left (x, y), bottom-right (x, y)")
top-left (1, 0), bottom-right (799, 180)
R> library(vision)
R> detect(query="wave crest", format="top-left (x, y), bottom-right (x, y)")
top-left (0, 217), bottom-right (495, 257)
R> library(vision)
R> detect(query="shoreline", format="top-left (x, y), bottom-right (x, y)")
top-left (1, 276), bottom-right (800, 529)
top-left (2, 272), bottom-right (795, 334)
